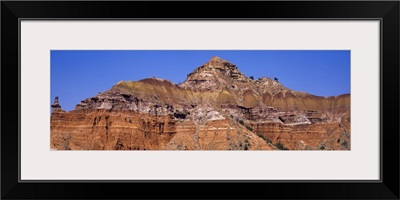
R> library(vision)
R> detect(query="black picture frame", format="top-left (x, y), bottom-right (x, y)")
top-left (2, 1), bottom-right (399, 199)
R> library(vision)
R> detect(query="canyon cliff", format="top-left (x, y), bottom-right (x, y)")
top-left (51, 56), bottom-right (350, 150)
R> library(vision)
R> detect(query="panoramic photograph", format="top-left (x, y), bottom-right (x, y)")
top-left (50, 50), bottom-right (350, 150)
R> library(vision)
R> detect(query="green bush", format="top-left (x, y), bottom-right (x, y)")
top-left (276, 142), bottom-right (289, 150)
top-left (258, 134), bottom-right (272, 143)
top-left (245, 125), bottom-right (253, 131)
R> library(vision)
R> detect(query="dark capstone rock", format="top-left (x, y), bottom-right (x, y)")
top-left (51, 96), bottom-right (65, 113)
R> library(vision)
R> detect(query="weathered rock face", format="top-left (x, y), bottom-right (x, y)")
top-left (51, 96), bottom-right (65, 113)
top-left (51, 56), bottom-right (350, 150)
top-left (51, 109), bottom-right (273, 150)
top-left (251, 112), bottom-right (351, 150)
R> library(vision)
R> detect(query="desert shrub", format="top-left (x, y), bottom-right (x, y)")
top-left (249, 76), bottom-right (254, 80)
top-left (177, 143), bottom-right (183, 149)
top-left (339, 129), bottom-right (350, 150)
top-left (341, 141), bottom-right (348, 149)
top-left (245, 125), bottom-right (253, 131)
top-left (226, 134), bottom-right (231, 141)
top-left (276, 142), bottom-right (289, 150)
top-left (258, 134), bottom-right (272, 143)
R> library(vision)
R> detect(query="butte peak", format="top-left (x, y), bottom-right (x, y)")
top-left (185, 56), bottom-right (241, 79)
top-left (210, 56), bottom-right (222, 61)
top-left (207, 56), bottom-right (224, 65)
top-left (203, 56), bottom-right (237, 71)
top-left (180, 56), bottom-right (247, 90)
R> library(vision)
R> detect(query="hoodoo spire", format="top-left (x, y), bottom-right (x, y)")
top-left (51, 96), bottom-right (64, 112)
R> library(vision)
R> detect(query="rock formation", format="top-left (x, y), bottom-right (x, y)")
top-left (51, 56), bottom-right (350, 150)
top-left (51, 96), bottom-right (65, 113)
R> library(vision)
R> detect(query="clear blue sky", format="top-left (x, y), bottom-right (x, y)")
top-left (51, 50), bottom-right (350, 111)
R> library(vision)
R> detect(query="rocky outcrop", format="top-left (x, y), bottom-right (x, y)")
top-left (51, 96), bottom-right (65, 113)
top-left (51, 109), bottom-right (273, 150)
top-left (51, 56), bottom-right (350, 150)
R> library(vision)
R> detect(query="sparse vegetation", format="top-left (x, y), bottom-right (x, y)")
top-left (339, 129), bottom-right (350, 150)
top-left (341, 140), bottom-right (348, 149)
top-left (274, 77), bottom-right (279, 82)
top-left (237, 119), bottom-right (245, 125)
top-left (249, 76), bottom-right (254, 80)
top-left (226, 134), bottom-right (231, 141)
top-left (276, 142), bottom-right (289, 150)
top-left (243, 138), bottom-right (250, 150)
top-left (258, 134), bottom-right (272, 143)
top-left (245, 125), bottom-right (253, 131)
top-left (177, 143), bottom-right (183, 149)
